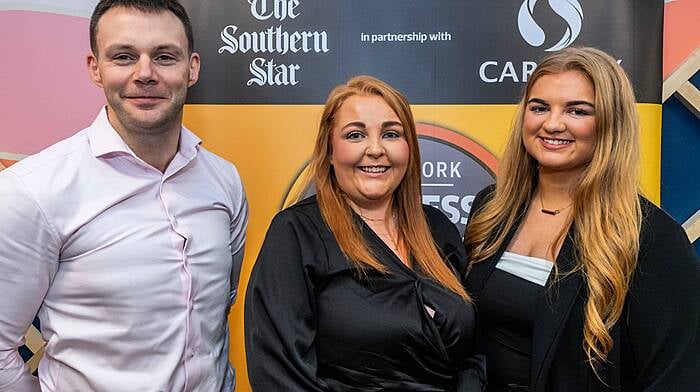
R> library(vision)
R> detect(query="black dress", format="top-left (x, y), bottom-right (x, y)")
top-left (245, 196), bottom-right (486, 391)
top-left (465, 185), bottom-right (700, 392)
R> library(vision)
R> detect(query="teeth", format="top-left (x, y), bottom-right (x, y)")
top-left (360, 166), bottom-right (388, 173)
top-left (543, 138), bottom-right (572, 145)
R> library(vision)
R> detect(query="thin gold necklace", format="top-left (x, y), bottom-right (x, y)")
top-left (358, 212), bottom-right (396, 222)
top-left (359, 214), bottom-right (385, 222)
top-left (538, 191), bottom-right (573, 216)
top-left (358, 207), bottom-right (399, 251)
top-left (356, 205), bottom-right (396, 222)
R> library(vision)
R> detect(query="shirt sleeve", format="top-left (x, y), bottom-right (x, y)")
top-left (229, 182), bottom-right (248, 305)
top-left (626, 207), bottom-right (700, 390)
top-left (244, 210), bottom-right (328, 392)
top-left (0, 173), bottom-right (60, 392)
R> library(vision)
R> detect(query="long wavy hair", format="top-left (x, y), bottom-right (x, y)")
top-left (465, 47), bottom-right (642, 369)
top-left (307, 75), bottom-right (469, 301)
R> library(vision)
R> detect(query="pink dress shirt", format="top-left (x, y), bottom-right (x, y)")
top-left (0, 108), bottom-right (248, 391)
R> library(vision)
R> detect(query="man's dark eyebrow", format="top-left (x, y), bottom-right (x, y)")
top-left (153, 44), bottom-right (185, 56)
top-left (103, 44), bottom-right (136, 54)
top-left (102, 44), bottom-right (185, 56)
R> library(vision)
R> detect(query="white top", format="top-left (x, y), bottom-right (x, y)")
top-left (496, 251), bottom-right (554, 287)
top-left (0, 108), bottom-right (248, 392)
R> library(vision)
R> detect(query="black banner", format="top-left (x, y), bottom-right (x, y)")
top-left (183, 0), bottom-right (662, 104)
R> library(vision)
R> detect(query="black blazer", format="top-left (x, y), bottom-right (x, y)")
top-left (464, 185), bottom-right (700, 392)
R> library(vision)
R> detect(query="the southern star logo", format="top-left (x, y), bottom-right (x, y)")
top-left (518, 0), bottom-right (584, 52)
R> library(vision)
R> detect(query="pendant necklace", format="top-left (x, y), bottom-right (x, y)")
top-left (539, 191), bottom-right (573, 216)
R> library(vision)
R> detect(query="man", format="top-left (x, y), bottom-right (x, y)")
top-left (0, 1), bottom-right (248, 390)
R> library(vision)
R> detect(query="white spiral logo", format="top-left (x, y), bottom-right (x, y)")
top-left (518, 0), bottom-right (584, 52)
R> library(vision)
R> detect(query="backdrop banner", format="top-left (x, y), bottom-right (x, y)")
top-left (186, 0), bottom-right (662, 104)
top-left (175, 1), bottom-right (663, 390)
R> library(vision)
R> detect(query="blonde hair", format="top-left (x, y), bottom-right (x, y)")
top-left (465, 47), bottom-right (642, 369)
top-left (307, 75), bottom-right (469, 301)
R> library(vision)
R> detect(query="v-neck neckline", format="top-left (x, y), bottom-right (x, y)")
top-left (353, 211), bottom-right (416, 275)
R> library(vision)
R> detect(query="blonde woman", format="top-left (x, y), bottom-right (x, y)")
top-left (246, 76), bottom-right (486, 391)
top-left (464, 47), bottom-right (699, 391)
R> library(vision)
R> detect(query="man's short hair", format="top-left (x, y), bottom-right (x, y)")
top-left (90, 0), bottom-right (195, 56)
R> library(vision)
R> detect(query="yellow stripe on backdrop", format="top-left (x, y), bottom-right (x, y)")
top-left (637, 103), bottom-right (662, 203)
top-left (183, 102), bottom-right (660, 392)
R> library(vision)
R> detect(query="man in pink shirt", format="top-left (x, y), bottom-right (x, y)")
top-left (0, 1), bottom-right (248, 391)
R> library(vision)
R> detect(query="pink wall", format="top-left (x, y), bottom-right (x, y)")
top-left (663, 0), bottom-right (700, 77)
top-left (0, 11), bottom-right (104, 155)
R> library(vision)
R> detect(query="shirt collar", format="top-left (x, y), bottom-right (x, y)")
top-left (178, 126), bottom-right (201, 161)
top-left (87, 107), bottom-right (201, 160)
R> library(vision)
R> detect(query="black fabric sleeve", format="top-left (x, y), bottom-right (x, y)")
top-left (423, 206), bottom-right (488, 391)
top-left (454, 355), bottom-right (488, 392)
top-left (244, 210), bottom-right (329, 392)
top-left (626, 205), bottom-right (700, 391)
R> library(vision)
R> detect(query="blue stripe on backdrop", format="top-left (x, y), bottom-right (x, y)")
top-left (661, 70), bottom-right (700, 255)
